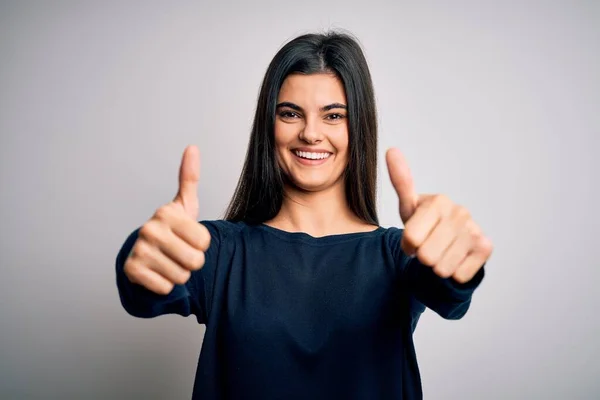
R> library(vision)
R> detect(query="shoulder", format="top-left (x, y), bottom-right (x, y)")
top-left (200, 220), bottom-right (246, 242)
top-left (378, 226), bottom-right (410, 266)
top-left (380, 225), bottom-right (403, 245)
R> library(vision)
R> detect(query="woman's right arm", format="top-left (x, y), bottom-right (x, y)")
top-left (115, 146), bottom-right (212, 323)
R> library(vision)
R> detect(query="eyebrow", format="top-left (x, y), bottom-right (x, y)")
top-left (276, 102), bottom-right (347, 112)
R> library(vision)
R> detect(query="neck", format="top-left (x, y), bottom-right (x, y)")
top-left (267, 179), bottom-right (374, 237)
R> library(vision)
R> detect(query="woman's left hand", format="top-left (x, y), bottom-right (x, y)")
top-left (386, 148), bottom-right (494, 284)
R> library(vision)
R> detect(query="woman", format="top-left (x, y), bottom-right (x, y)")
top-left (116, 31), bottom-right (493, 400)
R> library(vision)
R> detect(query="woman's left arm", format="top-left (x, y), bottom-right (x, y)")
top-left (386, 148), bottom-right (494, 318)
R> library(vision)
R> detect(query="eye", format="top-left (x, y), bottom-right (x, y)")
top-left (279, 110), bottom-right (300, 119)
top-left (326, 113), bottom-right (346, 121)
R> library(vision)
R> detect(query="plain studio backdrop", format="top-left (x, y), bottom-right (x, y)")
top-left (0, 1), bottom-right (598, 399)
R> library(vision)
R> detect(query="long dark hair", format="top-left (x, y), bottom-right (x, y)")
top-left (224, 31), bottom-right (378, 225)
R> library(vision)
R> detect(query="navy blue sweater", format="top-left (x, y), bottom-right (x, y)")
top-left (116, 220), bottom-right (484, 399)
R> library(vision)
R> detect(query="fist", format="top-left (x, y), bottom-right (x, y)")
top-left (386, 148), bottom-right (493, 284)
top-left (124, 145), bottom-right (211, 295)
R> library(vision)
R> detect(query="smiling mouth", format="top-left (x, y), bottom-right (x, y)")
top-left (293, 150), bottom-right (332, 160)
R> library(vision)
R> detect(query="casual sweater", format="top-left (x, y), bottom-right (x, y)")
top-left (116, 220), bottom-right (485, 399)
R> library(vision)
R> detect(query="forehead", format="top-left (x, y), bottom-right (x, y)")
top-left (278, 73), bottom-right (347, 104)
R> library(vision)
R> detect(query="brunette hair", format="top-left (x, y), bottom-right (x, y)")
top-left (225, 31), bottom-right (378, 225)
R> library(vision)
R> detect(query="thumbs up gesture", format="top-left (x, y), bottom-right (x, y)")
top-left (124, 146), bottom-right (212, 295)
top-left (386, 148), bottom-right (493, 284)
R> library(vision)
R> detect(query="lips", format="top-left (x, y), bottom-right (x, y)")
top-left (291, 149), bottom-right (332, 166)
top-left (294, 150), bottom-right (332, 160)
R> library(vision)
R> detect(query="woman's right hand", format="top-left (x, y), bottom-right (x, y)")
top-left (124, 146), bottom-right (211, 295)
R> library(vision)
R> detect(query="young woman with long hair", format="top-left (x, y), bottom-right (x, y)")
top-left (116, 31), bottom-right (493, 400)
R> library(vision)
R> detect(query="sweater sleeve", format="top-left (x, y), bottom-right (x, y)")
top-left (389, 227), bottom-right (485, 320)
top-left (115, 221), bottom-right (222, 324)
top-left (403, 256), bottom-right (485, 320)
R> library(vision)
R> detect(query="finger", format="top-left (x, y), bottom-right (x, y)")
top-left (171, 221), bottom-right (211, 253)
top-left (401, 230), bottom-right (418, 258)
top-left (416, 206), bottom-right (471, 269)
top-left (134, 240), bottom-right (192, 285)
top-left (432, 225), bottom-right (473, 278)
top-left (156, 230), bottom-right (206, 271)
top-left (451, 252), bottom-right (486, 284)
top-left (452, 236), bottom-right (493, 284)
top-left (402, 195), bottom-right (453, 256)
top-left (174, 145), bottom-right (200, 220)
top-left (386, 148), bottom-right (418, 222)
top-left (125, 258), bottom-right (175, 296)
top-left (154, 204), bottom-right (211, 251)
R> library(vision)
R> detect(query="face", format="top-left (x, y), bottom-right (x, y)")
top-left (274, 73), bottom-right (349, 192)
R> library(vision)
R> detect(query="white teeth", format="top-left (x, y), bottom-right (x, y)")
top-left (294, 150), bottom-right (331, 160)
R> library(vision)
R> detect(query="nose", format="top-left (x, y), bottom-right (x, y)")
top-left (298, 116), bottom-right (323, 144)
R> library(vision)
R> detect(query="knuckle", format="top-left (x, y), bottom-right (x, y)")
top-left (196, 251), bottom-right (206, 270)
top-left (435, 266), bottom-right (453, 279)
top-left (125, 262), bottom-right (143, 283)
top-left (402, 229), bottom-right (419, 247)
top-left (123, 259), bottom-right (134, 277)
top-left (434, 194), bottom-right (449, 206)
top-left (452, 271), bottom-right (470, 284)
top-left (480, 236), bottom-right (494, 255)
top-left (133, 240), bottom-right (151, 260)
top-left (417, 247), bottom-right (437, 267)
top-left (464, 220), bottom-right (481, 239)
top-left (198, 225), bottom-right (212, 250)
top-left (470, 226), bottom-right (482, 241)
top-left (435, 194), bottom-right (454, 217)
top-left (138, 223), bottom-right (153, 239)
top-left (139, 221), bottom-right (160, 241)
top-left (455, 205), bottom-right (471, 220)
top-left (157, 282), bottom-right (174, 296)
top-left (187, 250), bottom-right (205, 270)
top-left (172, 269), bottom-right (191, 285)
top-left (154, 204), bottom-right (174, 222)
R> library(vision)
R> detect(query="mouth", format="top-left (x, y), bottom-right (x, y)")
top-left (292, 149), bottom-right (332, 165)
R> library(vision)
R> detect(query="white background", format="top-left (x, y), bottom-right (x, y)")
top-left (1, 1), bottom-right (598, 398)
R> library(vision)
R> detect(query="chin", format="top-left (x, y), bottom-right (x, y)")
top-left (293, 182), bottom-right (328, 192)
top-left (279, 159), bottom-right (345, 193)
top-left (287, 174), bottom-right (342, 193)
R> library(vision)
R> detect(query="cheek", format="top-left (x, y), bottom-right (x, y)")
top-left (274, 121), bottom-right (295, 149)
top-left (273, 122), bottom-right (292, 169)
top-left (331, 127), bottom-right (349, 156)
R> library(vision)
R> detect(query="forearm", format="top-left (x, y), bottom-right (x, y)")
top-left (406, 257), bottom-right (485, 320)
top-left (115, 229), bottom-right (194, 319)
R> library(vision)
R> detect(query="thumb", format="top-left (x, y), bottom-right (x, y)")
top-left (174, 145), bottom-right (200, 220)
top-left (386, 148), bottom-right (418, 223)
